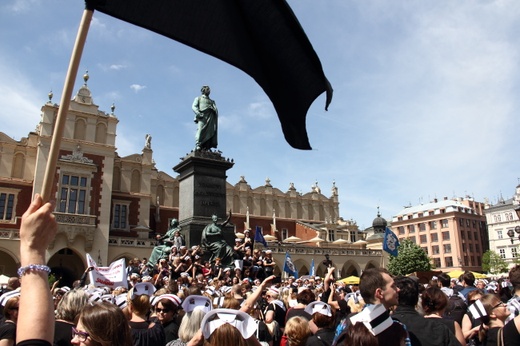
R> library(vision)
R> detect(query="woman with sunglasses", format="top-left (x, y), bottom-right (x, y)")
top-left (154, 295), bottom-right (182, 344)
top-left (476, 294), bottom-right (510, 346)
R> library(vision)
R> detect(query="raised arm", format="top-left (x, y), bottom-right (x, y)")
top-left (17, 194), bottom-right (58, 344)
top-left (240, 275), bottom-right (276, 313)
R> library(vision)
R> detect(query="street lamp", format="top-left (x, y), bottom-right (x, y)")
top-left (508, 226), bottom-right (520, 244)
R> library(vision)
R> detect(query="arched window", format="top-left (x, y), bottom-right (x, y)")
top-left (95, 122), bottom-right (107, 143)
top-left (12, 153), bottom-right (25, 179)
top-left (74, 118), bottom-right (87, 140)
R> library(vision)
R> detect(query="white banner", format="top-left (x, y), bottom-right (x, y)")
top-left (86, 253), bottom-right (128, 289)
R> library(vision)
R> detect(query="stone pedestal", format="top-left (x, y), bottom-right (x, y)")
top-left (173, 150), bottom-right (235, 247)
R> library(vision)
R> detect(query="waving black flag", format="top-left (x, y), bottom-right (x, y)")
top-left (86, 0), bottom-right (332, 149)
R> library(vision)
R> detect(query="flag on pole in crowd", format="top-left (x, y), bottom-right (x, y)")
top-left (310, 258), bottom-right (315, 277)
top-left (383, 227), bottom-right (400, 257)
top-left (254, 226), bottom-right (268, 247)
top-left (86, 0), bottom-right (333, 150)
top-left (284, 251), bottom-right (298, 278)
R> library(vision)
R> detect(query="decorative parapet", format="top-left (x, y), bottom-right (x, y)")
top-left (109, 237), bottom-right (158, 248)
top-left (0, 229), bottom-right (20, 240)
top-left (267, 244), bottom-right (382, 257)
top-left (54, 212), bottom-right (97, 226)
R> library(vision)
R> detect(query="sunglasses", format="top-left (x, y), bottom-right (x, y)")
top-left (72, 327), bottom-right (90, 342)
top-left (156, 307), bottom-right (171, 313)
top-left (492, 302), bottom-right (506, 309)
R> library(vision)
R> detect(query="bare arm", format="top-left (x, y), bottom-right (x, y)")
top-left (461, 314), bottom-right (479, 340)
top-left (328, 282), bottom-right (340, 310)
top-left (241, 275), bottom-right (275, 313)
top-left (454, 321), bottom-right (466, 346)
top-left (16, 194), bottom-right (58, 344)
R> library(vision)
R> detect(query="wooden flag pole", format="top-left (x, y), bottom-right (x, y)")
top-left (40, 8), bottom-right (94, 202)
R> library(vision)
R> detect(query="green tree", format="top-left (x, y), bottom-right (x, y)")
top-left (387, 239), bottom-right (432, 276)
top-left (482, 250), bottom-right (509, 274)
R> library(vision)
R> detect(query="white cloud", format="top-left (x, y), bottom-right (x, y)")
top-left (130, 84), bottom-right (146, 93)
top-left (4, 0), bottom-right (41, 13)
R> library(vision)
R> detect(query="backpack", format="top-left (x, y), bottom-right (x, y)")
top-left (443, 294), bottom-right (467, 325)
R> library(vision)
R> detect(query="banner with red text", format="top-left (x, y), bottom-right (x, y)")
top-left (86, 253), bottom-right (127, 289)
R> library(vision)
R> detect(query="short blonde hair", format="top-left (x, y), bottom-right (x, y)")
top-left (284, 316), bottom-right (311, 346)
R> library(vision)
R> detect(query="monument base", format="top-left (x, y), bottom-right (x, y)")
top-left (173, 149), bottom-right (235, 251)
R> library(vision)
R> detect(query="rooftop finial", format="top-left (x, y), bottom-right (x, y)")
top-left (83, 70), bottom-right (89, 85)
top-left (111, 103), bottom-right (115, 114)
top-left (48, 90), bottom-right (53, 103)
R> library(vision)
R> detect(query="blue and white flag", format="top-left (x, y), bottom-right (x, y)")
top-left (254, 226), bottom-right (268, 247)
top-left (383, 227), bottom-right (400, 257)
top-left (284, 251), bottom-right (298, 278)
top-left (310, 258), bottom-right (315, 277)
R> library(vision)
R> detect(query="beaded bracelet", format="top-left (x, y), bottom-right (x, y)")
top-left (17, 264), bottom-right (51, 277)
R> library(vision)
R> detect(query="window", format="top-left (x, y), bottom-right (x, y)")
top-left (467, 232), bottom-right (472, 240)
top-left (474, 232), bottom-right (478, 241)
top-left (58, 174), bottom-right (89, 214)
top-left (433, 258), bottom-right (441, 268)
top-left (398, 226), bottom-right (405, 235)
top-left (469, 244), bottom-right (474, 252)
top-left (112, 200), bottom-right (130, 230)
top-left (432, 245), bottom-right (440, 255)
top-left (281, 228), bottom-right (288, 240)
top-left (493, 214), bottom-right (502, 223)
top-left (459, 218), bottom-right (464, 226)
top-left (442, 231), bottom-right (450, 241)
top-left (408, 225), bottom-right (415, 233)
top-left (505, 212), bottom-right (514, 221)
top-left (430, 221), bottom-right (437, 230)
top-left (422, 247), bottom-right (428, 254)
top-left (497, 230), bottom-right (503, 239)
top-left (431, 233), bottom-right (438, 242)
top-left (512, 248), bottom-right (518, 258)
top-left (419, 223), bottom-right (426, 232)
top-left (443, 244), bottom-right (451, 253)
top-left (441, 219), bottom-right (449, 228)
top-left (420, 234), bottom-right (427, 243)
top-left (0, 192), bottom-right (16, 221)
top-left (408, 236), bottom-right (416, 244)
top-left (476, 244), bottom-right (480, 253)
top-left (499, 248), bottom-right (506, 259)
top-left (466, 219), bottom-right (470, 227)
top-left (445, 257), bottom-right (453, 267)
top-left (328, 231), bottom-right (335, 242)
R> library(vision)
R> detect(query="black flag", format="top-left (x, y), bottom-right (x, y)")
top-left (86, 0), bottom-right (333, 149)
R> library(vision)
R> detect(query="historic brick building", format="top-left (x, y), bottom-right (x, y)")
top-left (0, 74), bottom-right (381, 284)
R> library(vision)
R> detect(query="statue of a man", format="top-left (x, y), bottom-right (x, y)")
top-left (193, 85), bottom-right (218, 151)
top-left (201, 210), bottom-right (234, 267)
top-left (148, 219), bottom-right (180, 268)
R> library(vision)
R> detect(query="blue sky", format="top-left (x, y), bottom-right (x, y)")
top-left (1, 0), bottom-right (519, 229)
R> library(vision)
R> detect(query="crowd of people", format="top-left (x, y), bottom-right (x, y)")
top-left (3, 196), bottom-right (520, 345)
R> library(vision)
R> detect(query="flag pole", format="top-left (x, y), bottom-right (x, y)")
top-left (40, 8), bottom-right (94, 202)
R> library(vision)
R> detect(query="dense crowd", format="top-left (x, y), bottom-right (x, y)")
top-left (3, 197), bottom-right (520, 346)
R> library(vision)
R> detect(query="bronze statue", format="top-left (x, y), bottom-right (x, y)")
top-left (201, 210), bottom-right (234, 266)
top-left (193, 85), bottom-right (218, 150)
top-left (148, 219), bottom-right (180, 267)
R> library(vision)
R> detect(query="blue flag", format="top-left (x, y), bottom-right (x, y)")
top-left (254, 226), bottom-right (267, 247)
top-left (284, 251), bottom-right (298, 278)
top-left (383, 227), bottom-right (400, 257)
top-left (310, 259), bottom-right (315, 277)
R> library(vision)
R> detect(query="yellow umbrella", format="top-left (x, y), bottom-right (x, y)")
top-left (338, 276), bottom-right (360, 285)
top-left (446, 270), bottom-right (488, 279)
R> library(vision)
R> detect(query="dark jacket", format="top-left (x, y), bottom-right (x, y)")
top-left (392, 306), bottom-right (461, 346)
